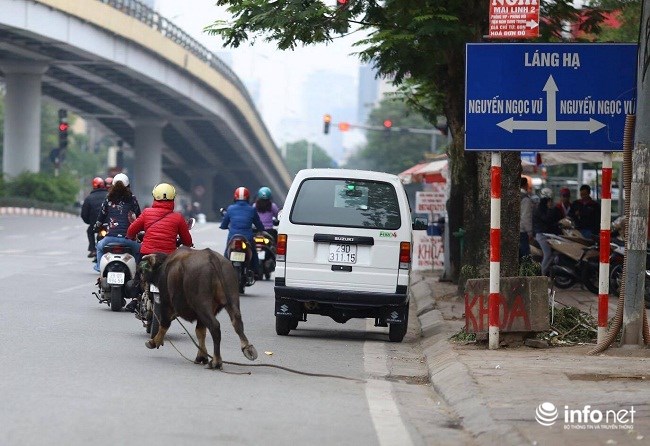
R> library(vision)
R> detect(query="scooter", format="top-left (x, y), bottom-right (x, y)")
top-left (225, 234), bottom-right (256, 293)
top-left (134, 218), bottom-right (196, 336)
top-left (254, 230), bottom-right (276, 280)
top-left (546, 233), bottom-right (600, 293)
top-left (91, 224), bottom-right (109, 263)
top-left (92, 240), bottom-right (138, 312)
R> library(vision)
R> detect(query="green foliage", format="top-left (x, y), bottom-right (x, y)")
top-left (591, 0), bottom-right (641, 42)
top-left (284, 140), bottom-right (335, 177)
top-left (344, 97), bottom-right (438, 174)
top-left (4, 171), bottom-right (78, 205)
top-left (519, 255), bottom-right (542, 276)
top-left (450, 327), bottom-right (476, 343)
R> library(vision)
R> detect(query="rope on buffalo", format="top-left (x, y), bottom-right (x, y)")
top-left (169, 316), bottom-right (365, 383)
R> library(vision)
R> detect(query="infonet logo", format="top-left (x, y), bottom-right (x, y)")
top-left (535, 402), bottom-right (636, 430)
top-left (535, 402), bottom-right (559, 426)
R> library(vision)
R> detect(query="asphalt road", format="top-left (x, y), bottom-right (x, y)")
top-left (0, 214), bottom-right (469, 446)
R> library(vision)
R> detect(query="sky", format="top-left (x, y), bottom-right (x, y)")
top-left (154, 0), bottom-right (365, 152)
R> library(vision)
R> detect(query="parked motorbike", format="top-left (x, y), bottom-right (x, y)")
top-left (92, 240), bottom-right (138, 312)
top-left (254, 230), bottom-right (276, 280)
top-left (546, 233), bottom-right (600, 293)
top-left (608, 242), bottom-right (650, 308)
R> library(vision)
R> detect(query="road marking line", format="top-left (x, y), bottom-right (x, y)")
top-left (364, 320), bottom-right (413, 446)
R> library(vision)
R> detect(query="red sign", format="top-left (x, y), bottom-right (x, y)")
top-left (488, 0), bottom-right (540, 39)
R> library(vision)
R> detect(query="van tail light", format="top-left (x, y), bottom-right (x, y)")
top-left (277, 234), bottom-right (287, 261)
top-left (399, 241), bottom-right (411, 269)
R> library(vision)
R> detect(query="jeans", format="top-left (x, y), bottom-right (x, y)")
top-left (86, 225), bottom-right (96, 252)
top-left (535, 233), bottom-right (553, 276)
top-left (95, 236), bottom-right (141, 271)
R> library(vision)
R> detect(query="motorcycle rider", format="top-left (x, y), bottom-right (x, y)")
top-left (126, 182), bottom-right (193, 312)
top-left (220, 186), bottom-right (265, 276)
top-left (81, 177), bottom-right (108, 259)
top-left (253, 186), bottom-right (279, 240)
top-left (93, 173), bottom-right (141, 272)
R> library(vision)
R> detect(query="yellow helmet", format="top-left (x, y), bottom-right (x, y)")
top-left (152, 183), bottom-right (176, 201)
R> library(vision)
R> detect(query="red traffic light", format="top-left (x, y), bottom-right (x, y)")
top-left (338, 122), bottom-right (351, 132)
top-left (58, 122), bottom-right (69, 132)
top-left (383, 119), bottom-right (393, 129)
top-left (337, 0), bottom-right (348, 4)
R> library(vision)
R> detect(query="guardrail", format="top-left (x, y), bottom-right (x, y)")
top-left (98, 0), bottom-right (252, 104)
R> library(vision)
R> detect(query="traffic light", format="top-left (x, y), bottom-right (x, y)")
top-left (323, 114), bottom-right (332, 134)
top-left (337, 0), bottom-right (350, 10)
top-left (338, 122), bottom-right (351, 132)
top-left (383, 119), bottom-right (393, 131)
top-left (58, 109), bottom-right (69, 149)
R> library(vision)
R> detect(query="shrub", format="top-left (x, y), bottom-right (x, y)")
top-left (4, 172), bottom-right (79, 205)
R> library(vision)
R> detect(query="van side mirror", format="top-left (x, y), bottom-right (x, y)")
top-left (412, 217), bottom-right (428, 231)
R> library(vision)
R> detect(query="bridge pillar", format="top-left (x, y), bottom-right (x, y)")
top-left (0, 61), bottom-right (49, 178)
top-left (132, 118), bottom-right (166, 207)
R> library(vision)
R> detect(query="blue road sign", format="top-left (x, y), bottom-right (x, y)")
top-left (465, 43), bottom-right (637, 152)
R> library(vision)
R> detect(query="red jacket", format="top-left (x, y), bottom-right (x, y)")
top-left (127, 200), bottom-right (192, 255)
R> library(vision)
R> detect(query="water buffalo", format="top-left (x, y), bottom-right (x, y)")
top-left (139, 247), bottom-right (257, 369)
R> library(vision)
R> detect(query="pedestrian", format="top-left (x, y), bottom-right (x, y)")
top-left (555, 187), bottom-right (572, 218)
top-left (569, 184), bottom-right (600, 239)
top-left (253, 186), bottom-right (279, 240)
top-left (93, 173), bottom-right (141, 272)
top-left (519, 176), bottom-right (534, 259)
top-left (81, 177), bottom-right (108, 259)
top-left (533, 188), bottom-right (561, 276)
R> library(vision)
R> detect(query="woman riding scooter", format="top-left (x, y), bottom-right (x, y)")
top-left (125, 182), bottom-right (193, 312)
top-left (253, 186), bottom-right (279, 240)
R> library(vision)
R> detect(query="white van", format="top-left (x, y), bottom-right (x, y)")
top-left (274, 168), bottom-right (416, 342)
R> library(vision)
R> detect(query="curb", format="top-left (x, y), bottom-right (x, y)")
top-left (0, 207), bottom-right (77, 218)
top-left (411, 273), bottom-right (528, 445)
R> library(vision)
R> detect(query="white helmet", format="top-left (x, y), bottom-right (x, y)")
top-left (113, 173), bottom-right (129, 187)
top-left (540, 187), bottom-right (553, 199)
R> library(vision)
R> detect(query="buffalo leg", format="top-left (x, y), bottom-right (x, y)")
top-left (197, 313), bottom-right (222, 370)
top-left (226, 304), bottom-right (258, 361)
top-left (194, 323), bottom-right (209, 365)
top-left (145, 326), bottom-right (168, 349)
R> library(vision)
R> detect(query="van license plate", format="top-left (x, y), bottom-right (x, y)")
top-left (230, 252), bottom-right (246, 262)
top-left (107, 272), bottom-right (125, 285)
top-left (329, 243), bottom-right (357, 264)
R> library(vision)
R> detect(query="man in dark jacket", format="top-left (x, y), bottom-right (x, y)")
top-left (569, 184), bottom-right (600, 239)
top-left (81, 177), bottom-right (108, 258)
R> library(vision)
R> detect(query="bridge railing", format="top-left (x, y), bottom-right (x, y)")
top-left (98, 0), bottom-right (253, 106)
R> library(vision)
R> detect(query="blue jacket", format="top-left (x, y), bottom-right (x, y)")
top-left (96, 194), bottom-right (141, 237)
top-left (220, 200), bottom-right (264, 242)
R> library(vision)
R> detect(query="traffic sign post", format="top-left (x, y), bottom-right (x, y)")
top-left (465, 43), bottom-right (637, 152)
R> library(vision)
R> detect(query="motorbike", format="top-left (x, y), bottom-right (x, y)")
top-left (135, 218), bottom-right (196, 336)
top-left (253, 229), bottom-right (276, 281)
top-left (546, 233), bottom-right (600, 293)
top-left (225, 234), bottom-right (256, 293)
top-left (91, 224), bottom-right (109, 263)
top-left (608, 242), bottom-right (650, 309)
top-left (92, 239), bottom-right (138, 312)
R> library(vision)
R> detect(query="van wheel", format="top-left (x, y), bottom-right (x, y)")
top-left (388, 303), bottom-right (409, 343)
top-left (276, 317), bottom-right (291, 336)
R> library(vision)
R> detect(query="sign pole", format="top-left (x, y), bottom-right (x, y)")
top-left (489, 152), bottom-right (502, 350)
top-left (598, 153), bottom-right (613, 344)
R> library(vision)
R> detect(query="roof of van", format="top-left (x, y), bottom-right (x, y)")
top-left (295, 168), bottom-right (400, 182)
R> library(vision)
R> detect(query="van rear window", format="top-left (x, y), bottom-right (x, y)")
top-left (290, 178), bottom-right (401, 229)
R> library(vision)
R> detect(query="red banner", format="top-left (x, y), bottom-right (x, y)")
top-left (489, 0), bottom-right (540, 39)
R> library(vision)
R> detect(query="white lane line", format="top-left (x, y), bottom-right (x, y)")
top-left (55, 283), bottom-right (90, 294)
top-left (364, 320), bottom-right (414, 446)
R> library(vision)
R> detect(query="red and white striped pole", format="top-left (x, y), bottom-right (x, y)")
top-left (489, 152), bottom-right (501, 350)
top-left (598, 153), bottom-right (613, 344)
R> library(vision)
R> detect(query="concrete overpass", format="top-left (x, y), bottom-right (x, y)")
top-left (0, 0), bottom-right (291, 213)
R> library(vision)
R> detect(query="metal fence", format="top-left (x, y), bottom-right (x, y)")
top-left (98, 0), bottom-right (252, 104)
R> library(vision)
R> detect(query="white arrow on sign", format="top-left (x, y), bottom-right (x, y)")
top-left (526, 20), bottom-right (539, 29)
top-left (496, 74), bottom-right (606, 145)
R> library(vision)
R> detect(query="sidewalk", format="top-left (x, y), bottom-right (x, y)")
top-left (411, 271), bottom-right (649, 446)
